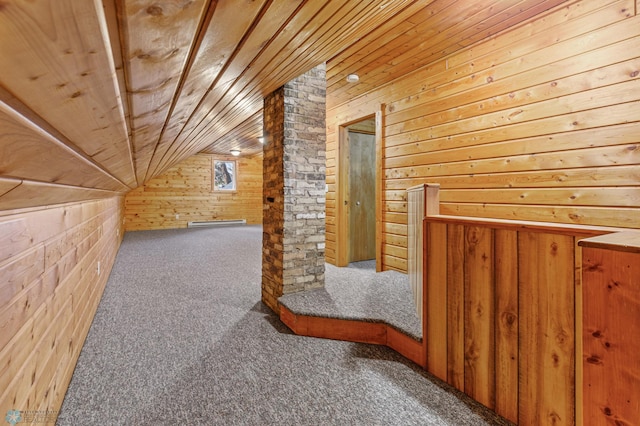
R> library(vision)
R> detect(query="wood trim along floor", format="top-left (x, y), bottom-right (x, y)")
top-left (280, 305), bottom-right (426, 368)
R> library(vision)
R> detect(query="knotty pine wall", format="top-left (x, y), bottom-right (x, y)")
top-left (0, 197), bottom-right (123, 418)
top-left (124, 153), bottom-right (263, 231)
top-left (423, 217), bottom-right (602, 425)
top-left (325, 0), bottom-right (640, 272)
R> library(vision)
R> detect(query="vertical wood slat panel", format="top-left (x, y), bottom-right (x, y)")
top-left (375, 106), bottom-right (385, 272)
top-left (494, 229), bottom-right (519, 423)
top-left (423, 217), bottom-right (586, 424)
top-left (425, 221), bottom-right (448, 381)
top-left (573, 238), bottom-right (583, 426)
top-left (518, 232), bottom-right (575, 426)
top-left (582, 246), bottom-right (640, 426)
top-left (447, 223), bottom-right (465, 391)
top-left (407, 185), bottom-right (425, 324)
top-left (464, 226), bottom-right (495, 409)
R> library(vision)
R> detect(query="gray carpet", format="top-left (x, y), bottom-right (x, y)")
top-left (57, 225), bottom-right (510, 425)
top-left (280, 260), bottom-right (423, 340)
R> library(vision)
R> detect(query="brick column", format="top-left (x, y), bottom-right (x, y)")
top-left (262, 64), bottom-right (326, 313)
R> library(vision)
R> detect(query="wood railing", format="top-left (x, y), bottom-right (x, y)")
top-left (417, 184), bottom-right (640, 425)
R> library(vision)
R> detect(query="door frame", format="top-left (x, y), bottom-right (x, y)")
top-left (336, 105), bottom-right (384, 271)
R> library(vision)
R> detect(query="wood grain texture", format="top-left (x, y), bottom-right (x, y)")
top-left (325, 0), bottom-right (640, 270)
top-left (494, 229), bottom-right (519, 423)
top-left (0, 0), bottom-right (136, 187)
top-left (327, 0), bottom-right (569, 108)
top-left (154, 0), bottom-right (396, 174)
top-left (578, 231), bottom-right (640, 253)
top-left (0, 0), bottom-right (636, 215)
top-left (375, 107), bottom-right (384, 271)
top-left (582, 246), bottom-right (640, 426)
top-left (0, 197), bottom-right (123, 420)
top-left (2, 0), bottom-right (468, 210)
top-left (0, 181), bottom-right (118, 212)
top-left (446, 223), bottom-right (465, 391)
top-left (279, 306), bottom-right (426, 368)
top-left (407, 185), bottom-right (424, 324)
top-left (425, 222), bottom-right (448, 381)
top-left (348, 130), bottom-right (376, 262)
top-left (573, 239), bottom-right (583, 426)
top-left (518, 231), bottom-right (575, 426)
top-left (118, 0), bottom-right (208, 184)
top-left (422, 211), bottom-right (605, 424)
top-left (198, 110), bottom-right (264, 157)
top-left (386, 326), bottom-right (425, 369)
top-left (0, 99), bottom-right (128, 192)
top-left (145, 0), bottom-right (267, 179)
top-left (124, 153), bottom-right (262, 230)
top-left (463, 226), bottom-right (495, 409)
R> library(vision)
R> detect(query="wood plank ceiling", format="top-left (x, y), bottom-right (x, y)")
top-left (0, 0), bottom-right (567, 210)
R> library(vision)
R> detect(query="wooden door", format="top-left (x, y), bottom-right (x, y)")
top-left (348, 130), bottom-right (376, 262)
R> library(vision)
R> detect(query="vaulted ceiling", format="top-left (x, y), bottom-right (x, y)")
top-left (0, 0), bottom-right (566, 210)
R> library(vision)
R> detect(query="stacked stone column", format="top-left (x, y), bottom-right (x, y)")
top-left (261, 64), bottom-right (326, 312)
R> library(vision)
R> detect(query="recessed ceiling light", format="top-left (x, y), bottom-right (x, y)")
top-left (258, 137), bottom-right (265, 144)
top-left (346, 73), bottom-right (359, 83)
top-left (230, 149), bottom-right (240, 156)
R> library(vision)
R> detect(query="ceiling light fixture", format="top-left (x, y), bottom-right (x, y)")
top-left (258, 137), bottom-right (265, 144)
top-left (346, 73), bottom-right (359, 83)
top-left (230, 149), bottom-right (240, 156)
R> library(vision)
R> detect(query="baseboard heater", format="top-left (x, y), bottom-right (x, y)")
top-left (187, 219), bottom-right (246, 228)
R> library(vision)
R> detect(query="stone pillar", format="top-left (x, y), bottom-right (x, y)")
top-left (262, 64), bottom-right (326, 313)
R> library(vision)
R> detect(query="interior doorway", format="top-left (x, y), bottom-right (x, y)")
top-left (347, 120), bottom-right (376, 262)
top-left (337, 115), bottom-right (380, 269)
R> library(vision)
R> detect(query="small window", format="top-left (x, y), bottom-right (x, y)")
top-left (213, 160), bottom-right (236, 191)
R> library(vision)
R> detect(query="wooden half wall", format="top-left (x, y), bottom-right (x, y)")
top-left (0, 197), bottom-right (124, 420)
top-left (325, 0), bottom-right (640, 272)
top-left (580, 232), bottom-right (640, 425)
top-left (124, 153), bottom-right (263, 231)
top-left (422, 215), bottom-right (605, 425)
top-left (421, 209), bottom-right (640, 425)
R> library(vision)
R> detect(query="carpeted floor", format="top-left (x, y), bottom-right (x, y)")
top-left (57, 225), bottom-right (510, 425)
top-left (280, 260), bottom-right (423, 341)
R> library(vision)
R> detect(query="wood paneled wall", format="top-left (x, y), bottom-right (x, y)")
top-left (124, 153), bottom-right (263, 231)
top-left (325, 0), bottom-right (640, 272)
top-left (423, 215), bottom-right (607, 425)
top-left (580, 233), bottom-right (640, 426)
top-left (1, 0), bottom-right (417, 211)
top-left (0, 197), bottom-right (123, 420)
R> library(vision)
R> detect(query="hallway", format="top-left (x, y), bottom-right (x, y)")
top-left (57, 226), bottom-right (507, 425)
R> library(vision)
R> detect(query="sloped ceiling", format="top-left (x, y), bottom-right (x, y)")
top-left (0, 0), bottom-right (566, 210)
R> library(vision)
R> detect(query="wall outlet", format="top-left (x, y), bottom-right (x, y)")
top-left (175, 213), bottom-right (180, 220)
top-left (97, 261), bottom-right (101, 276)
